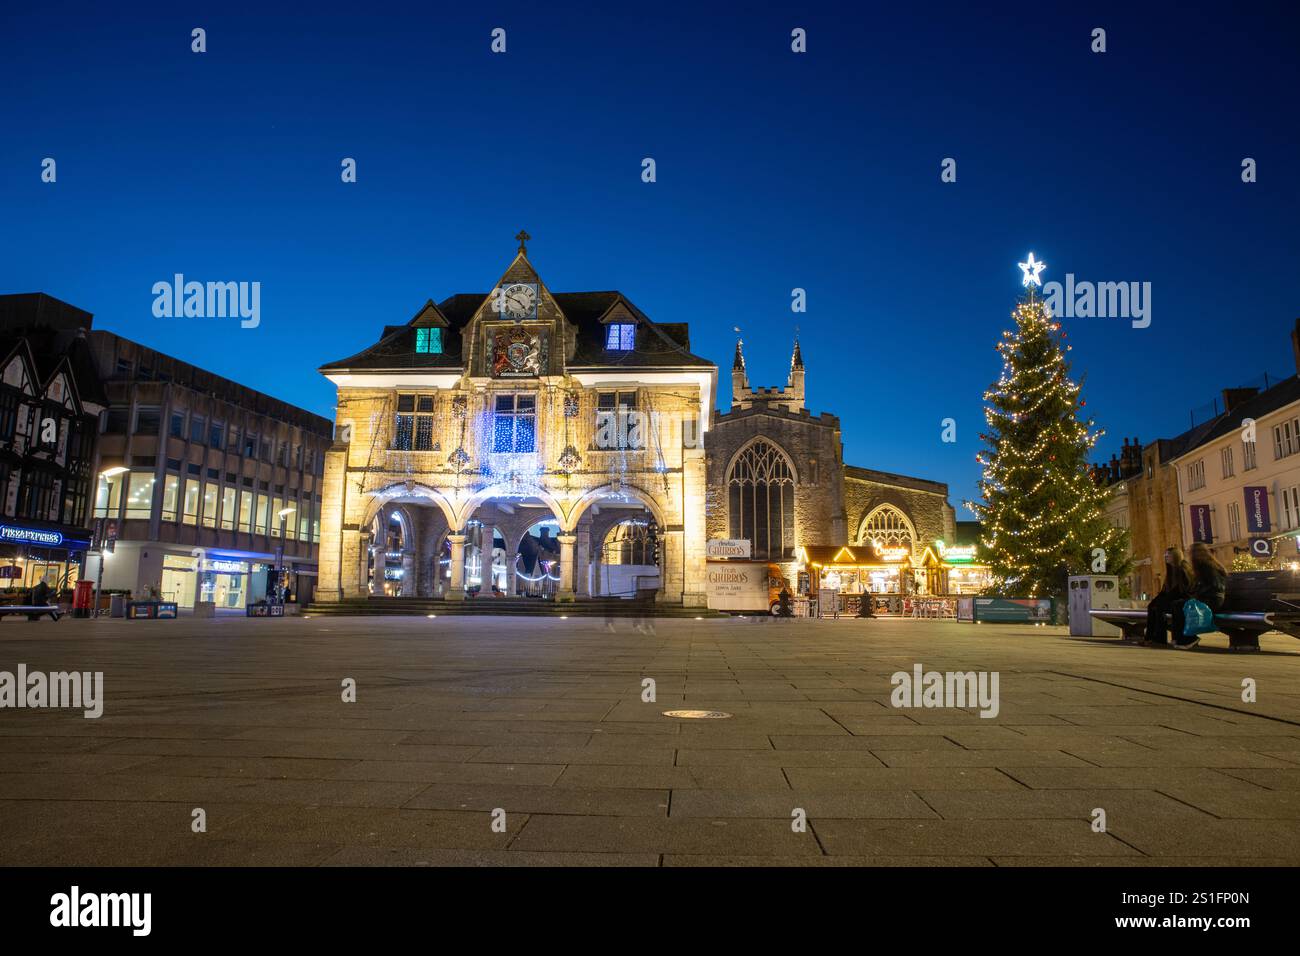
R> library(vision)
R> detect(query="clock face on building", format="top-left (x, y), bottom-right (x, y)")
top-left (500, 283), bottom-right (538, 320)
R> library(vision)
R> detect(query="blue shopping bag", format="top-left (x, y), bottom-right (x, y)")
top-left (1182, 598), bottom-right (1215, 637)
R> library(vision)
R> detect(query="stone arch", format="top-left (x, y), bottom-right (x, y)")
top-left (567, 481), bottom-right (669, 532)
top-left (857, 503), bottom-right (917, 551)
top-left (360, 481), bottom-right (457, 531)
top-left (458, 482), bottom-right (567, 531)
top-left (723, 435), bottom-right (801, 486)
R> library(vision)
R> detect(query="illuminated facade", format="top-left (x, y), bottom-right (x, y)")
top-left (316, 239), bottom-right (714, 605)
top-left (316, 238), bottom-right (957, 607)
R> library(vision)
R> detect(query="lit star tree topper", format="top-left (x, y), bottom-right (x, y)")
top-left (966, 260), bottom-right (1130, 598)
top-left (1018, 252), bottom-right (1047, 287)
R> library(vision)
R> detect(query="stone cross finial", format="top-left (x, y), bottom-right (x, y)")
top-left (515, 230), bottom-right (531, 254)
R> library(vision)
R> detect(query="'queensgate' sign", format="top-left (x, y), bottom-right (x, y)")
top-left (0, 525), bottom-right (65, 547)
top-left (1244, 486), bottom-right (1271, 533)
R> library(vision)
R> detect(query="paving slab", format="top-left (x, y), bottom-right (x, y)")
top-left (2, 614), bottom-right (1298, 866)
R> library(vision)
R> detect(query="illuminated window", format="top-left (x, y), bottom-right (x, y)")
top-left (493, 394), bottom-right (536, 453)
top-left (859, 505), bottom-right (916, 552)
top-left (416, 328), bottom-right (443, 354)
top-left (605, 323), bottom-right (635, 351)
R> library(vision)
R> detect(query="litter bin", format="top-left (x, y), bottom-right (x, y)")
top-left (109, 593), bottom-right (126, 618)
top-left (1068, 575), bottom-right (1121, 636)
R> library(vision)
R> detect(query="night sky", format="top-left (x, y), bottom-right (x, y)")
top-left (2, 2), bottom-right (1297, 510)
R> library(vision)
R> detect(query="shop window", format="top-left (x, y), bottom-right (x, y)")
top-left (162, 474), bottom-right (180, 522)
top-left (605, 323), bottom-right (635, 351)
top-left (415, 328), bottom-right (442, 354)
top-left (94, 470), bottom-right (124, 518)
top-left (201, 484), bottom-right (218, 528)
top-left (220, 487), bottom-right (236, 530)
top-left (182, 480), bottom-right (199, 525)
top-left (727, 440), bottom-right (796, 560)
top-left (493, 394), bottom-right (536, 453)
top-left (238, 489), bottom-right (253, 533)
top-left (125, 472), bottom-right (155, 519)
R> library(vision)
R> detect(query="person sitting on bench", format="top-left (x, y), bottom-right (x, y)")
top-left (1145, 547), bottom-right (1193, 646)
top-left (1177, 542), bottom-right (1228, 649)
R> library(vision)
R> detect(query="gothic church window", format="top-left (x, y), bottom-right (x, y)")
top-left (859, 505), bottom-right (915, 552)
top-left (727, 439), bottom-right (796, 560)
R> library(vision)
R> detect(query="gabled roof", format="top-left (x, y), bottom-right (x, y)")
top-left (321, 289), bottom-right (714, 372)
top-left (1173, 375), bottom-right (1300, 459)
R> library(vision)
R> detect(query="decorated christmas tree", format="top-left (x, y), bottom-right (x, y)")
top-left (969, 254), bottom-right (1130, 597)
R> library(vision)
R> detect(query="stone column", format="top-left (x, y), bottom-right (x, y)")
top-left (400, 549), bottom-right (416, 596)
top-left (556, 533), bottom-right (576, 603)
top-left (447, 533), bottom-right (467, 601)
top-left (658, 529), bottom-right (685, 604)
top-left (681, 448), bottom-right (708, 607)
top-left (574, 522), bottom-right (592, 598)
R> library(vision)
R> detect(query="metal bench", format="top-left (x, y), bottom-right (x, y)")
top-left (1090, 569), bottom-right (1300, 653)
top-left (1089, 608), bottom-right (1273, 652)
top-left (0, 604), bottom-right (63, 622)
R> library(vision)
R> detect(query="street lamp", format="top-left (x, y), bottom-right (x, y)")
top-left (275, 506), bottom-right (297, 603)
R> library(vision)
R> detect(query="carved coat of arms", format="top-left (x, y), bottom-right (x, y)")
top-left (492, 327), bottom-right (545, 377)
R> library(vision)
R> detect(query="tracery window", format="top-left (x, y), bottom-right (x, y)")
top-left (859, 505), bottom-right (915, 552)
top-left (727, 440), bottom-right (796, 560)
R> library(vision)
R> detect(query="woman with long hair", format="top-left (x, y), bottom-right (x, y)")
top-left (1145, 547), bottom-right (1194, 646)
top-left (1178, 542), bottom-right (1229, 649)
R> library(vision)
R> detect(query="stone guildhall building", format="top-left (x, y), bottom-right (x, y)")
top-left (315, 237), bottom-right (957, 608)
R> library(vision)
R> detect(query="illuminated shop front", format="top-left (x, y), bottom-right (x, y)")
top-left (934, 541), bottom-right (993, 595)
top-left (795, 544), bottom-right (945, 598)
top-left (0, 522), bottom-right (89, 595)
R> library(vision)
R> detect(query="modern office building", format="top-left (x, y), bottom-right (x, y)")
top-left (83, 331), bottom-right (334, 608)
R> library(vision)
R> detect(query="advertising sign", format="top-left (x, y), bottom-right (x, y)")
top-left (1244, 486), bottom-right (1271, 533)
top-left (1250, 537), bottom-right (1275, 559)
top-left (1189, 504), bottom-right (1213, 543)
top-left (972, 597), bottom-right (1053, 623)
top-left (705, 561), bottom-right (770, 611)
top-left (706, 538), bottom-right (752, 559)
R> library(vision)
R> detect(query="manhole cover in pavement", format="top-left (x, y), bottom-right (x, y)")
top-left (662, 710), bottom-right (732, 719)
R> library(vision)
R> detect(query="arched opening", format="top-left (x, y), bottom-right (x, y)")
top-left (436, 518), bottom-right (510, 597)
top-left (367, 510), bottom-right (410, 597)
top-left (727, 439), bottom-right (797, 560)
top-left (515, 517), bottom-right (563, 598)
top-left (597, 516), bottom-right (661, 598)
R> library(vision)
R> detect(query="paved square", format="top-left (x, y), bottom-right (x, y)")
top-left (3, 615), bottom-right (1300, 866)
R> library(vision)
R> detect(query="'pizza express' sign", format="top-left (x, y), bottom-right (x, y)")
top-left (0, 525), bottom-right (65, 547)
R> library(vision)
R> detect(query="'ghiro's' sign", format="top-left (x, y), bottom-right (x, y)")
top-left (0, 525), bottom-right (64, 547)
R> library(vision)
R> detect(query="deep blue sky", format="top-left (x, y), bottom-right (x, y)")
top-left (2, 2), bottom-right (1297, 511)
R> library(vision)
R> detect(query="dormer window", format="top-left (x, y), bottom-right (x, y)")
top-left (605, 323), bottom-right (635, 351)
top-left (415, 328), bottom-right (442, 354)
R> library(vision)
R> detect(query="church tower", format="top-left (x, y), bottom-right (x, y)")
top-left (785, 336), bottom-right (805, 412)
top-left (730, 337), bottom-right (751, 408)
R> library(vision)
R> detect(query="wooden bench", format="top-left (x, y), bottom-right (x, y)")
top-left (0, 604), bottom-right (63, 622)
top-left (1090, 570), bottom-right (1300, 652)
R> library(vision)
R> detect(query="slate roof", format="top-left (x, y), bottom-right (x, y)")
top-left (320, 291), bottom-right (714, 372)
top-left (1175, 375), bottom-right (1300, 455)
